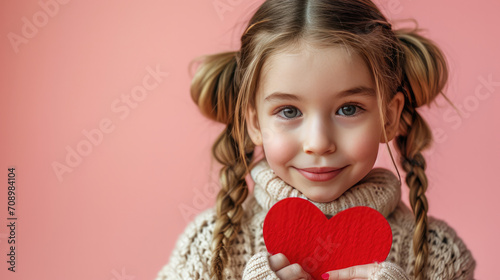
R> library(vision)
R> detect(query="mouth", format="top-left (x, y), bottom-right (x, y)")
top-left (298, 167), bottom-right (342, 173)
top-left (294, 166), bottom-right (345, 182)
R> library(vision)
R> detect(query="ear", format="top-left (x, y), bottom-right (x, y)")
top-left (380, 91), bottom-right (405, 143)
top-left (246, 105), bottom-right (263, 146)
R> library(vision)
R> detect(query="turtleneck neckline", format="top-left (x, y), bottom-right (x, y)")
top-left (249, 158), bottom-right (402, 218)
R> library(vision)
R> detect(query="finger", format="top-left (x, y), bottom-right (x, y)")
top-left (323, 263), bottom-right (378, 279)
top-left (269, 253), bottom-right (290, 272)
top-left (275, 263), bottom-right (312, 280)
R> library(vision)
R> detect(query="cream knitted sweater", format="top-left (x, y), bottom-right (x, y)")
top-left (155, 159), bottom-right (475, 279)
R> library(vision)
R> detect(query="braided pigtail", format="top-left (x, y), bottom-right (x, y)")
top-left (189, 50), bottom-right (255, 279)
top-left (210, 125), bottom-right (253, 279)
top-left (393, 25), bottom-right (453, 280)
top-left (396, 106), bottom-right (431, 280)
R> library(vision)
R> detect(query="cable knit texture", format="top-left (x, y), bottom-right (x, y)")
top-left (369, 262), bottom-right (410, 280)
top-left (155, 159), bottom-right (476, 279)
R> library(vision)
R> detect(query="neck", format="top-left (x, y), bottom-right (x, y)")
top-left (250, 158), bottom-right (401, 217)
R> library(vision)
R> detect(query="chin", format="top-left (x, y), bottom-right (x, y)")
top-left (304, 191), bottom-right (340, 203)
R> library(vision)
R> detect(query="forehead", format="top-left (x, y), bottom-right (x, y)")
top-left (256, 44), bottom-right (374, 102)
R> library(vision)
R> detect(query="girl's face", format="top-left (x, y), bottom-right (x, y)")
top-left (246, 43), bottom-right (404, 203)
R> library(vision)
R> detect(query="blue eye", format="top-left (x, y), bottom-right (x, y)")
top-left (277, 106), bottom-right (302, 120)
top-left (275, 104), bottom-right (364, 120)
top-left (337, 104), bottom-right (364, 116)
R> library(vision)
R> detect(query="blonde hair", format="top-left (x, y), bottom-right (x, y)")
top-left (189, 0), bottom-right (457, 279)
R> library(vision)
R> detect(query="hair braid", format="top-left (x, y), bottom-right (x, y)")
top-left (210, 124), bottom-right (251, 279)
top-left (189, 48), bottom-right (253, 279)
top-left (392, 23), bottom-right (452, 278)
top-left (394, 86), bottom-right (432, 280)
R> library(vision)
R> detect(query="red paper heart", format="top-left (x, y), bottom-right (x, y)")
top-left (263, 198), bottom-right (392, 280)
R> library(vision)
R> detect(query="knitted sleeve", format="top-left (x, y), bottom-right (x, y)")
top-left (369, 218), bottom-right (476, 280)
top-left (423, 217), bottom-right (476, 279)
top-left (388, 204), bottom-right (476, 280)
top-left (154, 208), bottom-right (217, 280)
top-left (242, 251), bottom-right (280, 280)
top-left (370, 261), bottom-right (410, 280)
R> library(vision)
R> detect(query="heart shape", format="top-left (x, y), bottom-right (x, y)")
top-left (263, 197), bottom-right (392, 280)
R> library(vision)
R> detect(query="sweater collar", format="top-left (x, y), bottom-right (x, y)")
top-left (250, 158), bottom-right (401, 218)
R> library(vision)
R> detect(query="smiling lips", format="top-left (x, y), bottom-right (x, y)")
top-left (295, 166), bottom-right (345, 182)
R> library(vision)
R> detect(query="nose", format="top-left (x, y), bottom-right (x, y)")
top-left (302, 115), bottom-right (336, 155)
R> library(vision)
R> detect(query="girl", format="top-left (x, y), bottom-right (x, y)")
top-left (156, 0), bottom-right (476, 279)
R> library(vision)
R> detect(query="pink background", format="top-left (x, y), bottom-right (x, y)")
top-left (1, 0), bottom-right (499, 279)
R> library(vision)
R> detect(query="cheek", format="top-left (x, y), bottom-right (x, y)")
top-left (261, 128), bottom-right (297, 164)
top-left (342, 125), bottom-right (380, 160)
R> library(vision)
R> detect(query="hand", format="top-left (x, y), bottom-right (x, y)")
top-left (321, 263), bottom-right (379, 280)
top-left (269, 253), bottom-right (313, 280)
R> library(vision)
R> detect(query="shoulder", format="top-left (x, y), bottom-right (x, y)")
top-left (387, 203), bottom-right (476, 279)
top-left (173, 193), bottom-right (265, 257)
top-left (156, 197), bottom-right (265, 280)
top-left (173, 207), bottom-right (217, 256)
top-left (425, 215), bottom-right (476, 279)
top-left (155, 207), bottom-right (217, 279)
top-left (183, 207), bottom-right (217, 237)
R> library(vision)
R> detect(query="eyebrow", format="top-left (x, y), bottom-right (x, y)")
top-left (264, 86), bottom-right (376, 103)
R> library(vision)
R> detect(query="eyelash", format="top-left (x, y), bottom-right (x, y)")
top-left (274, 103), bottom-right (365, 120)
